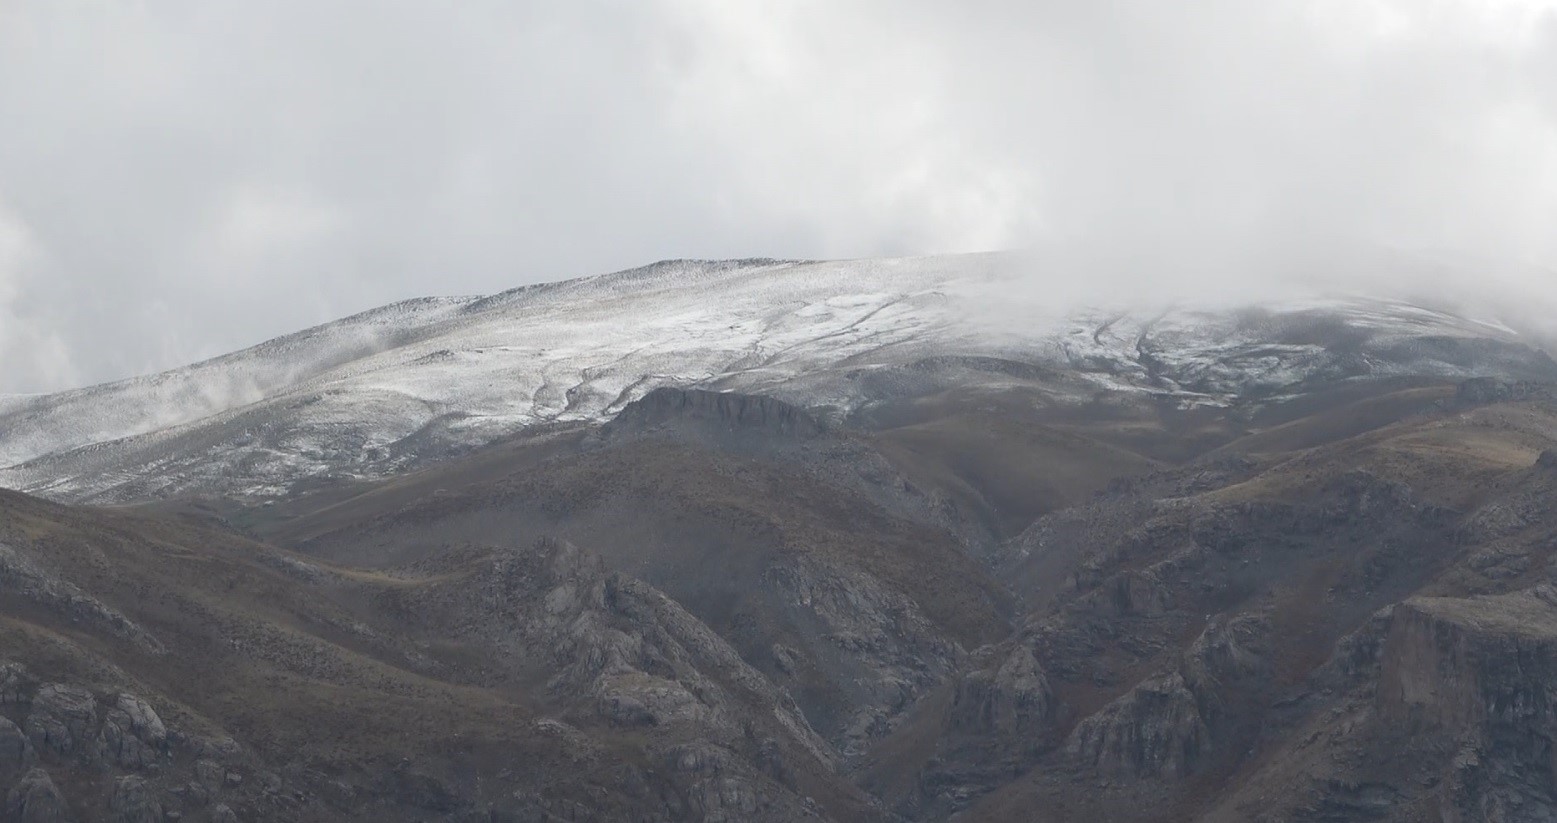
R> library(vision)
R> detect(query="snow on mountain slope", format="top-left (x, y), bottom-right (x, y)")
top-left (1, 253), bottom-right (1552, 502)
top-left (0, 295), bottom-right (481, 468)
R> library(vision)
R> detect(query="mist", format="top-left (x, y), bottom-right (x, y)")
top-left (2, 1), bottom-right (1555, 393)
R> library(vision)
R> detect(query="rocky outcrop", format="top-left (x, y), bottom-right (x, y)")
top-left (949, 646), bottom-right (1052, 737)
top-left (5, 768), bottom-right (69, 823)
top-left (0, 663), bottom-right (264, 822)
top-left (1057, 614), bottom-right (1268, 782)
top-left (24, 684), bottom-right (98, 761)
top-left (1537, 449), bottom-right (1557, 471)
top-left (1379, 589), bottom-right (1557, 733)
top-left (1378, 588), bottom-right (1557, 818)
top-left (762, 556), bottom-right (963, 753)
top-left (0, 717), bottom-right (36, 784)
top-left (1323, 606), bottom-right (1396, 686)
top-left (0, 543), bottom-right (164, 654)
top-left (1184, 613), bottom-right (1269, 688)
top-left (475, 538), bottom-right (817, 741)
top-left (1458, 498), bottom-right (1538, 544)
top-left (1454, 377), bottom-right (1557, 406)
top-left (381, 537), bottom-right (856, 821)
top-left (1456, 462), bottom-right (1557, 547)
top-left (0, 663), bottom-right (33, 706)
top-left (101, 694), bottom-right (168, 769)
top-left (108, 775), bottom-right (162, 823)
top-left (610, 387), bottom-right (826, 438)
top-left (688, 775), bottom-right (773, 822)
top-left (1066, 672), bottom-right (1210, 778)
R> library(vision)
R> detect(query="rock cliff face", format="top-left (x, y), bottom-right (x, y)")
top-left (949, 646), bottom-right (1051, 738)
top-left (1380, 590), bottom-right (1557, 733)
top-left (610, 387), bottom-right (828, 439)
top-left (1067, 672), bottom-right (1210, 779)
top-left (385, 536), bottom-right (844, 803)
top-left (1455, 377), bottom-right (1557, 406)
top-left (1377, 589), bottom-right (1557, 818)
top-left (1062, 613), bottom-right (1270, 781)
top-left (854, 380), bottom-right (1557, 822)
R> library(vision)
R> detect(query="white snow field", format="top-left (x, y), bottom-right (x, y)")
top-left (0, 253), bottom-right (1546, 502)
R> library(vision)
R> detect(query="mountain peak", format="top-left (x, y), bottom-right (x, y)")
top-left (1, 253), bottom-right (1549, 503)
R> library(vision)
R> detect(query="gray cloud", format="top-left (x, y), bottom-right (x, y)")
top-left (1, 1), bottom-right (1555, 392)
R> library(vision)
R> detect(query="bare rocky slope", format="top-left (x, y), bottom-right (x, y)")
top-left (6, 254), bottom-right (1557, 820)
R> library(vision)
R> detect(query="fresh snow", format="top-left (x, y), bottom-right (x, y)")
top-left (0, 253), bottom-right (1543, 502)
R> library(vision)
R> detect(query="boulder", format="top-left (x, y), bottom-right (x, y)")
top-left (0, 716), bottom-right (36, 783)
top-left (108, 775), bottom-right (162, 823)
top-left (24, 684), bottom-right (98, 760)
top-left (194, 759), bottom-right (226, 792)
top-left (0, 662), bottom-right (33, 705)
top-left (688, 776), bottom-right (765, 822)
top-left (100, 694), bottom-right (168, 769)
top-left (5, 767), bottom-right (70, 823)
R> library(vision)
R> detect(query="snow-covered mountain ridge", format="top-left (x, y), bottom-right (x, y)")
top-left (2, 253), bottom-right (1552, 502)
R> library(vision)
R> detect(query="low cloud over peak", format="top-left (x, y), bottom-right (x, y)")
top-left (2, 1), bottom-right (1555, 392)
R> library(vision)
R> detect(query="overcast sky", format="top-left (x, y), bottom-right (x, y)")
top-left (2, 1), bottom-right (1556, 393)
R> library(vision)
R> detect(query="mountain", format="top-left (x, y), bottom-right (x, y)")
top-left (0, 488), bottom-right (882, 823)
top-left (3, 254), bottom-right (1547, 503)
top-left (6, 252), bottom-right (1557, 821)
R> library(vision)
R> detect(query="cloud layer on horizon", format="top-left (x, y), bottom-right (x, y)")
top-left (2, 1), bottom-right (1555, 392)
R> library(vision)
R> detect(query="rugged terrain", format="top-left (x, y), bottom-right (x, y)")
top-left (6, 253), bottom-right (1557, 820)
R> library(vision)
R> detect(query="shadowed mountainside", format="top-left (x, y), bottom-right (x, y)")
top-left (7, 257), bottom-right (1557, 820)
